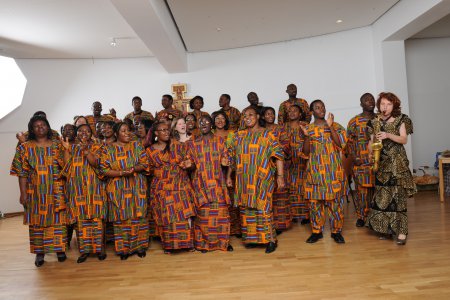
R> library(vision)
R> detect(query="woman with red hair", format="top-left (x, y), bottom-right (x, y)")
top-left (366, 92), bottom-right (416, 245)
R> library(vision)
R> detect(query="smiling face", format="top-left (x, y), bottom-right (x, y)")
top-left (92, 101), bottom-right (102, 116)
top-left (174, 118), bottom-right (187, 134)
top-left (155, 123), bottom-right (170, 143)
top-left (214, 114), bottom-right (226, 130)
top-left (62, 124), bottom-right (76, 141)
top-left (185, 115), bottom-right (196, 130)
top-left (77, 124), bottom-right (92, 142)
top-left (311, 100), bottom-right (326, 120)
top-left (361, 95), bottom-right (375, 113)
top-left (102, 123), bottom-right (114, 139)
top-left (199, 116), bottom-right (212, 135)
top-left (243, 107), bottom-right (259, 129)
top-left (263, 109), bottom-right (275, 125)
top-left (116, 124), bottom-right (131, 143)
top-left (32, 120), bottom-right (49, 139)
top-left (161, 96), bottom-right (172, 109)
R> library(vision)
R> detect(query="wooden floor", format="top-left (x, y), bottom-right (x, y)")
top-left (1, 191), bottom-right (450, 300)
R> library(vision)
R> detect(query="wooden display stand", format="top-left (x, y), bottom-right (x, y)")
top-left (438, 156), bottom-right (450, 202)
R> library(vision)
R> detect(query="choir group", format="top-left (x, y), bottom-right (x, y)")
top-left (10, 84), bottom-right (416, 267)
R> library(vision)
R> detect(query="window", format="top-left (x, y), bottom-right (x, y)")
top-left (0, 56), bottom-right (27, 119)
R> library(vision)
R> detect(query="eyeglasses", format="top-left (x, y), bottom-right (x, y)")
top-left (199, 120), bottom-right (211, 125)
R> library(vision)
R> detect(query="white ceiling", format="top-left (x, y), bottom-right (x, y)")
top-left (168, 0), bottom-right (399, 52)
top-left (410, 13), bottom-right (450, 39)
top-left (2, 0), bottom-right (444, 60)
top-left (0, 0), bottom-right (152, 58)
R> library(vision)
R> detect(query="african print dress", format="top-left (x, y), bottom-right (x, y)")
top-left (277, 98), bottom-right (311, 125)
top-left (187, 136), bottom-right (231, 251)
top-left (214, 130), bottom-right (241, 236)
top-left (303, 122), bottom-right (348, 234)
top-left (267, 125), bottom-right (292, 231)
top-left (10, 141), bottom-right (67, 254)
top-left (227, 129), bottom-right (284, 244)
top-left (286, 124), bottom-right (309, 221)
top-left (99, 141), bottom-right (149, 255)
top-left (347, 114), bottom-right (375, 220)
top-left (220, 106), bottom-right (241, 131)
top-left (366, 114), bottom-right (416, 236)
top-left (62, 143), bottom-right (106, 254)
top-left (147, 141), bottom-right (196, 250)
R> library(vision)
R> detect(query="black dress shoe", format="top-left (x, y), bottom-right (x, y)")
top-left (97, 253), bottom-right (107, 261)
top-left (300, 219), bottom-right (311, 225)
top-left (57, 252), bottom-right (67, 262)
top-left (265, 242), bottom-right (277, 254)
top-left (77, 253), bottom-right (89, 264)
top-left (306, 232), bottom-right (323, 243)
top-left (276, 230), bottom-right (283, 235)
top-left (227, 245), bottom-right (234, 252)
top-left (35, 254), bottom-right (45, 267)
top-left (137, 251), bottom-right (146, 258)
top-left (355, 219), bottom-right (365, 227)
top-left (331, 233), bottom-right (345, 244)
top-left (234, 234), bottom-right (242, 238)
top-left (120, 254), bottom-right (129, 260)
top-left (200, 250), bottom-right (208, 253)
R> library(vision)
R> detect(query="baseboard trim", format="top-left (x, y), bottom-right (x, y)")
top-left (4, 212), bottom-right (23, 218)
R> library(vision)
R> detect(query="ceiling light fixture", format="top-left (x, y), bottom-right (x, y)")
top-left (110, 38), bottom-right (117, 47)
top-left (336, 19), bottom-right (343, 24)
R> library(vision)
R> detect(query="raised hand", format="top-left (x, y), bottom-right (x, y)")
top-left (326, 112), bottom-right (334, 127)
top-left (60, 136), bottom-right (70, 150)
top-left (16, 132), bottom-right (26, 144)
top-left (299, 124), bottom-right (308, 136)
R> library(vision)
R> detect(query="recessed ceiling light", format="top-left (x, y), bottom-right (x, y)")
top-left (110, 38), bottom-right (117, 47)
top-left (216, 27), bottom-right (222, 32)
top-left (336, 19), bottom-right (343, 24)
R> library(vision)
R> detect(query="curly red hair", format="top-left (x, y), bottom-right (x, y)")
top-left (376, 92), bottom-right (402, 117)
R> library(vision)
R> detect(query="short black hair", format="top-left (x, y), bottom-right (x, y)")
top-left (309, 99), bottom-right (324, 111)
top-left (28, 115), bottom-right (52, 141)
top-left (33, 111), bottom-right (46, 118)
top-left (211, 110), bottom-right (230, 130)
top-left (113, 122), bottom-right (129, 135)
top-left (221, 94), bottom-right (231, 101)
top-left (132, 96), bottom-right (142, 103)
top-left (163, 94), bottom-right (173, 101)
top-left (189, 95), bottom-right (204, 110)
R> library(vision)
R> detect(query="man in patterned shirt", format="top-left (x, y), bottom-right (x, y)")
top-left (278, 83), bottom-right (311, 125)
top-left (124, 96), bottom-right (155, 124)
top-left (346, 93), bottom-right (376, 227)
top-left (219, 94), bottom-right (241, 131)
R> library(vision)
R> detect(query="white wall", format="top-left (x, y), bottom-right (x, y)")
top-left (0, 27), bottom-right (376, 213)
top-left (405, 37), bottom-right (450, 170)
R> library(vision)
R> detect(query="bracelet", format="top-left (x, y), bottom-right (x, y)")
top-left (277, 174), bottom-right (284, 177)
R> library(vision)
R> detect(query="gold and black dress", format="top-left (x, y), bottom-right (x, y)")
top-left (366, 114), bottom-right (417, 236)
